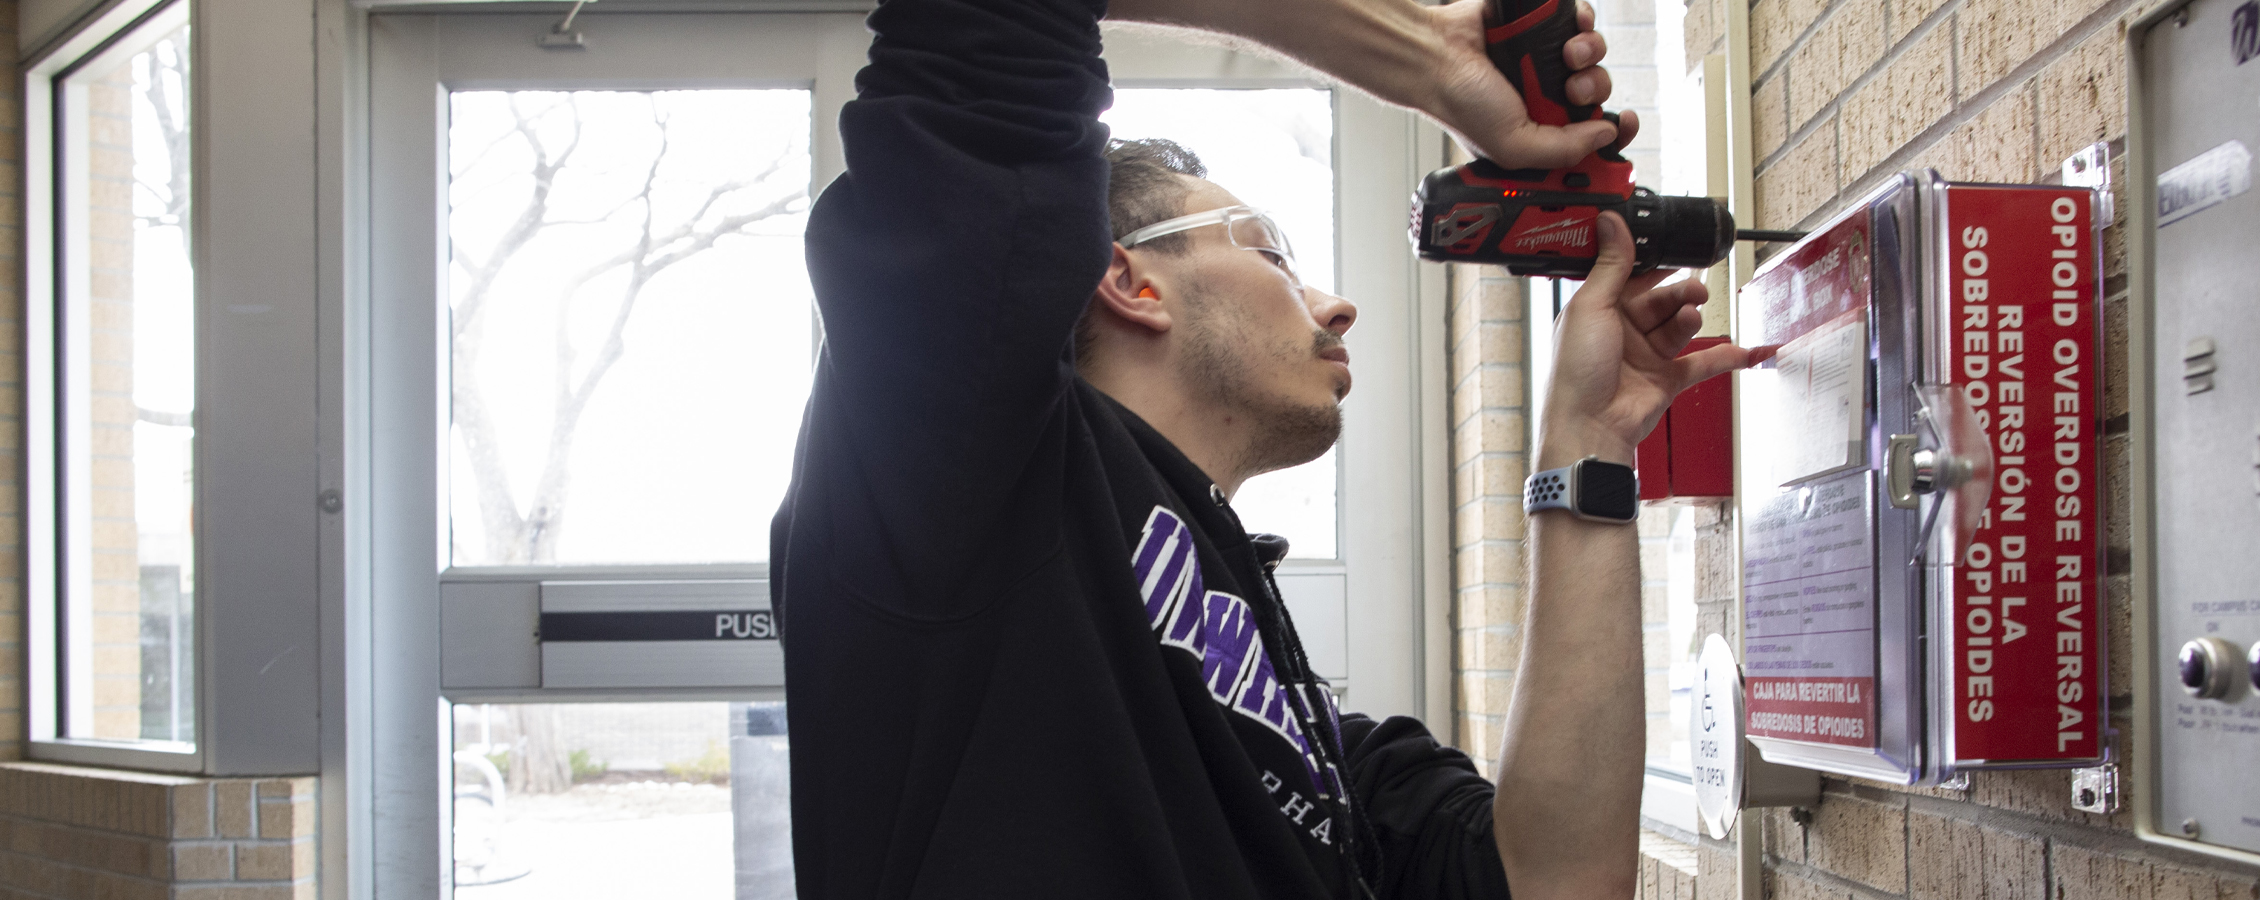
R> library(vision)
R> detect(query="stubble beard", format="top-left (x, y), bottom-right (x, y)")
top-left (1177, 287), bottom-right (1344, 479)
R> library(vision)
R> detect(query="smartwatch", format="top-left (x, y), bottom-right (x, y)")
top-left (1524, 456), bottom-right (1640, 524)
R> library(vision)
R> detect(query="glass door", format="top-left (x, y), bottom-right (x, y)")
top-left (370, 13), bottom-right (1437, 897)
top-left (369, 13), bottom-right (864, 897)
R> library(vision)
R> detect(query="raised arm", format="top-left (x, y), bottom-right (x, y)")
top-left (1103, 0), bottom-right (1630, 170)
top-left (1498, 215), bottom-right (1759, 898)
top-left (800, 0), bottom-right (1117, 616)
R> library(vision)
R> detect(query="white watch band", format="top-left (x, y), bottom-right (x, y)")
top-left (1523, 466), bottom-right (1574, 515)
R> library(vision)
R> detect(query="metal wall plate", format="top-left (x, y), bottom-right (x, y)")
top-left (2128, 0), bottom-right (2260, 866)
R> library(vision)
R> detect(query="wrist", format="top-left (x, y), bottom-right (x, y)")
top-left (1534, 421), bottom-right (1635, 470)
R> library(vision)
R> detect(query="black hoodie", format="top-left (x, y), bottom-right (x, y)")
top-left (772, 0), bottom-right (1513, 893)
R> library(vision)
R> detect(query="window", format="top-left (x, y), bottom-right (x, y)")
top-left (30, 0), bottom-right (198, 759)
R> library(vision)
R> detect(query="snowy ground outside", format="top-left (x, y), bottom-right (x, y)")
top-left (457, 781), bottom-right (734, 899)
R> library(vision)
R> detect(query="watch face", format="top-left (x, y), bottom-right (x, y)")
top-left (1576, 460), bottom-right (1639, 521)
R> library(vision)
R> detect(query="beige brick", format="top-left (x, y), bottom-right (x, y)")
top-left (1810, 790), bottom-right (1907, 893)
top-left (2101, 288), bottom-right (2128, 418)
top-left (235, 842), bottom-right (300, 880)
top-left (89, 871), bottom-right (166, 900)
top-left (173, 843), bottom-right (232, 882)
top-left (1478, 409), bottom-right (1527, 455)
top-left (1464, 540), bottom-right (1524, 588)
top-left (2034, 22), bottom-right (2127, 176)
top-left (2154, 863), bottom-right (2233, 900)
top-left (2106, 573), bottom-right (2133, 698)
top-left (171, 783), bottom-right (212, 839)
top-left (1755, 75), bottom-right (1790, 163)
top-left (1787, 0), bottom-right (1889, 130)
top-left (1752, 0), bottom-right (1832, 75)
top-left (1979, 821), bottom-right (2046, 898)
top-left (1459, 626), bottom-right (1521, 671)
top-left (1457, 670), bottom-right (1515, 714)
top-left (1756, 119), bottom-right (1840, 229)
top-left (2103, 432), bottom-right (2129, 557)
top-left (1456, 496), bottom-right (1526, 543)
top-left (1470, 581), bottom-right (1529, 629)
top-left (1762, 805), bottom-right (1806, 863)
top-left (1968, 767), bottom-right (2079, 821)
top-left (1889, 0), bottom-right (1952, 42)
top-left (1459, 713), bottom-right (1503, 762)
top-left (1957, 0), bottom-right (2108, 97)
top-left (1768, 867), bottom-right (1856, 900)
top-left (1696, 838), bottom-right (1737, 900)
top-left (214, 782), bottom-right (254, 839)
top-left (1906, 810), bottom-right (1973, 898)
top-left (2051, 842), bottom-right (2151, 899)
top-left (1685, 0), bottom-right (1724, 73)
top-left (1475, 453), bottom-right (1528, 502)
top-left (1475, 321), bottom-right (1521, 366)
top-left (1841, 23), bottom-right (1955, 181)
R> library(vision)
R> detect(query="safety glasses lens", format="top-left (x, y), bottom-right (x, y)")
top-left (1228, 213), bottom-right (1297, 281)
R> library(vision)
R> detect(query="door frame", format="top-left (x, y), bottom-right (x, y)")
top-left (356, 12), bottom-right (1447, 895)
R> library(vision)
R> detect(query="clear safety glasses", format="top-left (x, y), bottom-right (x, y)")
top-left (1118, 205), bottom-right (1301, 286)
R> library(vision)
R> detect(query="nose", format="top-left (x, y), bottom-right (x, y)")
top-left (1305, 286), bottom-right (1357, 336)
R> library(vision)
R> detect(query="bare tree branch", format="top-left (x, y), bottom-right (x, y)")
top-left (449, 92), bottom-right (806, 562)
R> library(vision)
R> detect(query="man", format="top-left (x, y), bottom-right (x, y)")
top-left (771, 0), bottom-right (1756, 892)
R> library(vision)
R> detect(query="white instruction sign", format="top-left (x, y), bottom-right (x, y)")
top-left (1741, 472), bottom-right (1880, 748)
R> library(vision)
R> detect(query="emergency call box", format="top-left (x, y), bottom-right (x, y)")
top-left (2129, 0), bottom-right (2260, 864)
top-left (1735, 171), bottom-right (2106, 785)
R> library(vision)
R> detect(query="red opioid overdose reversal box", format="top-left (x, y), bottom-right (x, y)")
top-left (1736, 172), bottom-right (2105, 783)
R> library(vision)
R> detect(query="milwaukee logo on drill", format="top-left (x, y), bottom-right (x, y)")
top-left (1504, 210), bottom-right (1596, 253)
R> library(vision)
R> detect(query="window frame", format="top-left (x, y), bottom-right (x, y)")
top-left (26, 0), bottom-right (330, 778)
top-left (24, 0), bottom-right (207, 773)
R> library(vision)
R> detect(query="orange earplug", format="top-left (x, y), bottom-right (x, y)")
top-left (1137, 287), bottom-right (1158, 299)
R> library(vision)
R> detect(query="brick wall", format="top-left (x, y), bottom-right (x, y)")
top-left (0, 763), bottom-right (316, 900)
top-left (1638, 0), bottom-right (2260, 892)
top-left (1445, 0), bottom-right (2260, 890)
top-left (1447, 261), bottom-right (1527, 772)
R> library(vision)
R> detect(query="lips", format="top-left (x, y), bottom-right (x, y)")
top-left (1318, 346), bottom-right (1352, 396)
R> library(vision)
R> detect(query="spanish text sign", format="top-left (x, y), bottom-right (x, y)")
top-left (1942, 185), bottom-right (2104, 763)
top-left (1743, 475), bottom-right (1879, 749)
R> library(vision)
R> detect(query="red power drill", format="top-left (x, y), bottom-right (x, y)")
top-left (1412, 0), bottom-right (1776, 277)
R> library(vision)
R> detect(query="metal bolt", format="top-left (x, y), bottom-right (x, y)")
top-left (2078, 787), bottom-right (2096, 806)
top-left (319, 489), bottom-right (344, 514)
top-left (2182, 818), bottom-right (2201, 838)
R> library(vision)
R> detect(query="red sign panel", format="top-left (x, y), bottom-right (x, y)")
top-left (1940, 185), bottom-right (2105, 764)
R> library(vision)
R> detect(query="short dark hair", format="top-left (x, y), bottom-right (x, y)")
top-left (1079, 138), bottom-right (1208, 365)
top-left (1106, 138), bottom-right (1207, 251)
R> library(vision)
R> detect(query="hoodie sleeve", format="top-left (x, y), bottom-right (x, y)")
top-left (794, 0), bottom-right (1114, 617)
top-left (1341, 714), bottom-right (1516, 900)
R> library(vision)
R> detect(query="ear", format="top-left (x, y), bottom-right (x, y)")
top-left (1090, 244), bottom-right (1173, 334)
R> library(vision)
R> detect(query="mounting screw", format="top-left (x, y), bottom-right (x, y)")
top-left (318, 489), bottom-right (344, 514)
top-left (2182, 818), bottom-right (2201, 838)
top-left (2071, 765), bottom-right (2119, 814)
